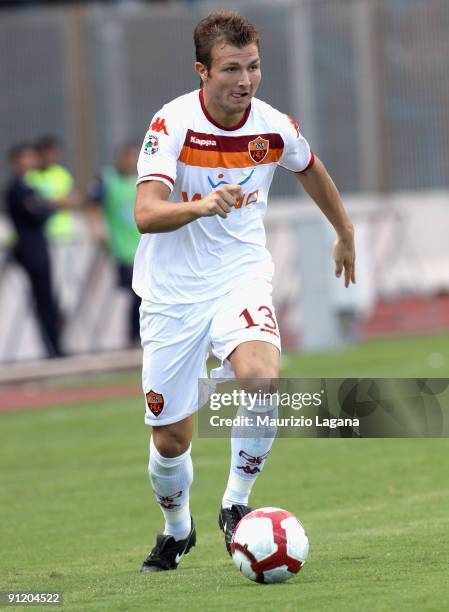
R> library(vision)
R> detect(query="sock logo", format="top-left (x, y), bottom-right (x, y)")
top-left (237, 450), bottom-right (270, 475)
top-left (146, 390), bottom-right (164, 416)
top-left (155, 490), bottom-right (182, 509)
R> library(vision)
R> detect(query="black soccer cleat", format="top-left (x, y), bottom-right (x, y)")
top-left (218, 504), bottom-right (252, 556)
top-left (141, 517), bottom-right (196, 573)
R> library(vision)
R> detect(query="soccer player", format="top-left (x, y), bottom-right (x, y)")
top-left (134, 11), bottom-right (355, 572)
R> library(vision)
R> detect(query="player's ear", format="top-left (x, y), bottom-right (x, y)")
top-left (194, 62), bottom-right (208, 86)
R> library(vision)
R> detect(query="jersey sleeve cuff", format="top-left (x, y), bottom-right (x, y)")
top-left (299, 150), bottom-right (315, 173)
top-left (137, 173), bottom-right (175, 191)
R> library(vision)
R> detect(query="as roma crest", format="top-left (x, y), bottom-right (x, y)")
top-left (146, 390), bottom-right (164, 416)
top-left (248, 136), bottom-right (269, 163)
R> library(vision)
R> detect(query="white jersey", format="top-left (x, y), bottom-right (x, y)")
top-left (133, 89), bottom-right (314, 304)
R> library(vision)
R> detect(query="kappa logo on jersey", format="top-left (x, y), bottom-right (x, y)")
top-left (150, 116), bottom-right (169, 135)
top-left (248, 136), bottom-right (269, 163)
top-left (144, 134), bottom-right (159, 156)
top-left (190, 135), bottom-right (217, 147)
top-left (146, 390), bottom-right (164, 416)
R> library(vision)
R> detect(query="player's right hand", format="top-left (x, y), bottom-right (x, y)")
top-left (197, 184), bottom-right (243, 219)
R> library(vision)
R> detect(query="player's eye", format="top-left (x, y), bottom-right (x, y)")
top-left (225, 67), bottom-right (236, 72)
top-left (250, 65), bottom-right (260, 71)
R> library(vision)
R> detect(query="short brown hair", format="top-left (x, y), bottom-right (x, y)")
top-left (194, 11), bottom-right (260, 72)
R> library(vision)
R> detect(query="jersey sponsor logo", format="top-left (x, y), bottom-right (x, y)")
top-left (248, 136), bottom-right (269, 163)
top-left (143, 134), bottom-right (159, 156)
top-left (207, 169), bottom-right (255, 189)
top-left (190, 135), bottom-right (217, 147)
top-left (181, 188), bottom-right (259, 209)
top-left (150, 116), bottom-right (169, 135)
top-left (146, 389), bottom-right (164, 416)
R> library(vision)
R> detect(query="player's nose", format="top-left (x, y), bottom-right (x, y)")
top-left (238, 70), bottom-right (251, 88)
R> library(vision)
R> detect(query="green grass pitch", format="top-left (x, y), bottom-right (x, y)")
top-left (1, 334), bottom-right (448, 611)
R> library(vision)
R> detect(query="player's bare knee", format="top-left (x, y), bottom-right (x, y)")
top-left (152, 428), bottom-right (191, 458)
top-left (236, 365), bottom-right (279, 394)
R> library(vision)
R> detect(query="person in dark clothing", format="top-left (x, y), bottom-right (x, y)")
top-left (4, 143), bottom-right (66, 358)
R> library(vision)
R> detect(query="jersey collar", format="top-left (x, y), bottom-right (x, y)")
top-left (199, 89), bottom-right (251, 131)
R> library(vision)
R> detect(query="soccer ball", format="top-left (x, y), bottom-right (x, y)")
top-left (230, 507), bottom-right (309, 584)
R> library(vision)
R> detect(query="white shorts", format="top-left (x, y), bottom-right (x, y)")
top-left (140, 281), bottom-right (281, 426)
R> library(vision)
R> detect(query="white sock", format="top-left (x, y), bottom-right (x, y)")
top-left (149, 436), bottom-right (193, 541)
top-left (222, 398), bottom-right (277, 509)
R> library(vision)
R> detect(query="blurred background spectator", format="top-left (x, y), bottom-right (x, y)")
top-left (27, 135), bottom-right (79, 243)
top-left (3, 144), bottom-right (67, 358)
top-left (86, 143), bottom-right (141, 347)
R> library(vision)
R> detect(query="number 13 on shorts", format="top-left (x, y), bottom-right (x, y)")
top-left (239, 305), bottom-right (279, 339)
top-left (209, 284), bottom-right (281, 360)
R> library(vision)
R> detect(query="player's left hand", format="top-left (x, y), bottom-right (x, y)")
top-left (333, 233), bottom-right (356, 287)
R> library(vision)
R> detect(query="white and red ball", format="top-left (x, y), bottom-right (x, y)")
top-left (230, 507), bottom-right (309, 584)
